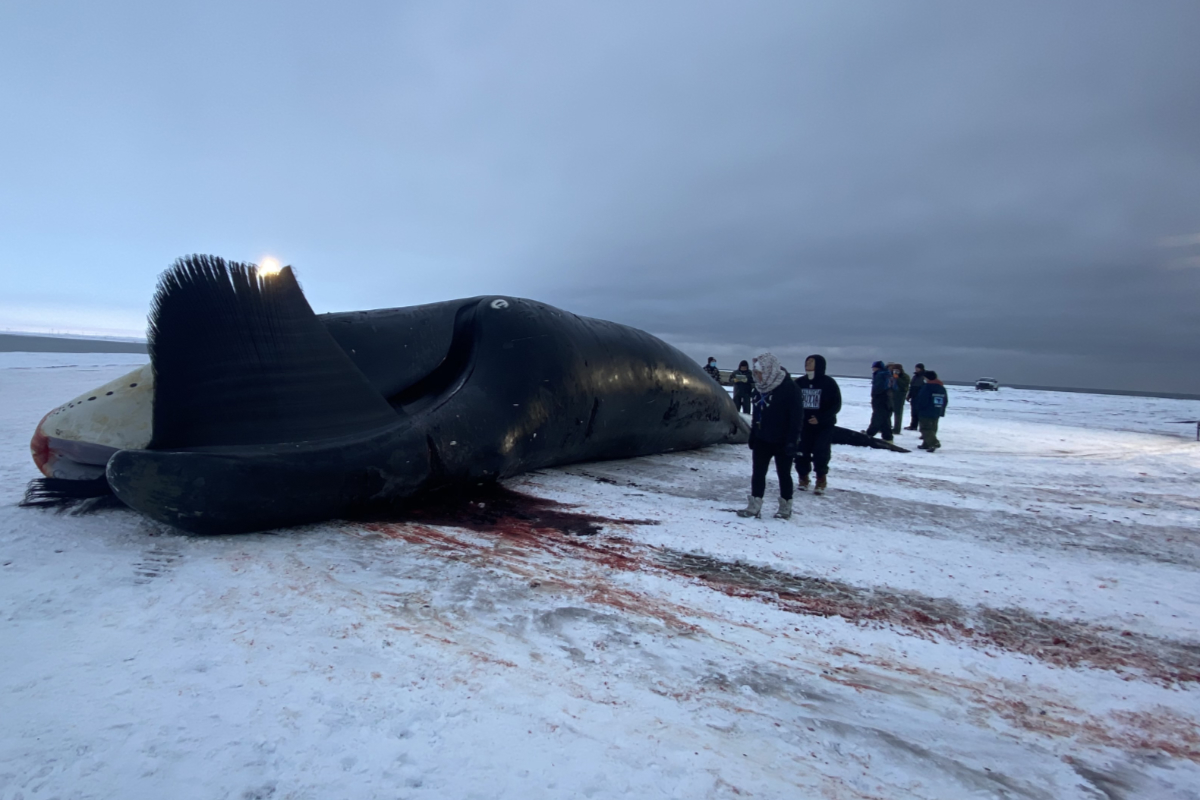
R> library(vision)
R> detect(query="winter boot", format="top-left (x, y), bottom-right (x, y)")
top-left (797, 473), bottom-right (811, 492)
top-left (736, 495), bottom-right (763, 518)
top-left (814, 475), bottom-right (828, 496)
top-left (773, 497), bottom-right (793, 520)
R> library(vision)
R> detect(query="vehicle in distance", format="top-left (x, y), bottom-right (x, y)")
top-left (975, 377), bottom-right (1000, 391)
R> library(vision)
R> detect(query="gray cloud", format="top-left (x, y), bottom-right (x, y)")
top-left (1, 1), bottom-right (1198, 392)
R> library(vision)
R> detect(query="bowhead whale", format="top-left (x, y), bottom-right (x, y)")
top-left (26, 255), bottom-right (749, 533)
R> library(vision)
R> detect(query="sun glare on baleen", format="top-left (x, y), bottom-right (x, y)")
top-left (257, 256), bottom-right (283, 276)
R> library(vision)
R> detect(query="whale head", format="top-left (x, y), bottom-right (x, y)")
top-left (30, 363), bottom-right (154, 481)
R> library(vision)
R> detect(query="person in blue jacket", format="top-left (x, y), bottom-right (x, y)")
top-left (737, 352), bottom-right (802, 520)
top-left (793, 354), bottom-right (841, 495)
top-left (864, 360), bottom-right (894, 442)
top-left (915, 370), bottom-right (948, 452)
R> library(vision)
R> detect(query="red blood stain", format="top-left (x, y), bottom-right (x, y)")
top-left (351, 484), bottom-right (1200, 687)
top-left (364, 483), bottom-right (657, 538)
top-left (354, 486), bottom-right (703, 631)
top-left (847, 657), bottom-right (1200, 760)
top-left (674, 558), bottom-right (1200, 686)
top-left (30, 411), bottom-right (52, 476)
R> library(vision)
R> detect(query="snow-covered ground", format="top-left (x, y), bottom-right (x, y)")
top-left (2, 355), bottom-right (1198, 800)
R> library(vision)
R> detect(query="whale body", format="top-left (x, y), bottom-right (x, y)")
top-left (28, 256), bottom-right (749, 533)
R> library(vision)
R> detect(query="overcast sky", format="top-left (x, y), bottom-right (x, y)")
top-left (2, 1), bottom-right (1198, 392)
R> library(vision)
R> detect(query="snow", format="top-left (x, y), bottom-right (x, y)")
top-left (0, 352), bottom-right (150, 371)
top-left (2, 355), bottom-right (1199, 799)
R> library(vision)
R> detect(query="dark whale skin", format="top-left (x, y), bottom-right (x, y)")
top-left (325, 296), bottom-right (748, 475)
top-left (108, 281), bottom-right (748, 534)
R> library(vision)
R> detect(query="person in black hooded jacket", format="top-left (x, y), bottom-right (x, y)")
top-left (793, 354), bottom-right (842, 495)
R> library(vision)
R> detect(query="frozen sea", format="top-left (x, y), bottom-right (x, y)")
top-left (1, 353), bottom-right (1198, 800)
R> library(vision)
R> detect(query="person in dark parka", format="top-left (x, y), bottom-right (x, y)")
top-left (864, 361), bottom-right (894, 442)
top-left (905, 363), bottom-right (926, 430)
top-left (703, 357), bottom-right (721, 381)
top-left (730, 360), bottom-right (754, 414)
top-left (737, 352), bottom-right (802, 520)
top-left (890, 364), bottom-right (910, 435)
top-left (794, 354), bottom-right (841, 495)
top-left (915, 369), bottom-right (948, 452)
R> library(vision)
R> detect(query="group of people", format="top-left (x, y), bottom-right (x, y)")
top-left (704, 354), bottom-right (948, 521)
top-left (864, 361), bottom-right (947, 450)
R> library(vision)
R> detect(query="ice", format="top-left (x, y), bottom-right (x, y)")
top-left (1, 357), bottom-right (1198, 799)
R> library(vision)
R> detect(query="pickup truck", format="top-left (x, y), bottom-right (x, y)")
top-left (975, 377), bottom-right (1000, 391)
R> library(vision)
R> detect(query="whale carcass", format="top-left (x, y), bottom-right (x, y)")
top-left (26, 256), bottom-right (750, 533)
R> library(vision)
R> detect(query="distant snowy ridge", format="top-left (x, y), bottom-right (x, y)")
top-left (827, 374), bottom-right (1200, 402)
top-left (0, 332), bottom-right (147, 355)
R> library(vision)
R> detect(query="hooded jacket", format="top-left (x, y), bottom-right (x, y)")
top-left (749, 373), bottom-right (802, 450)
top-left (871, 367), bottom-right (891, 398)
top-left (916, 379), bottom-right (948, 418)
top-left (793, 354), bottom-right (841, 429)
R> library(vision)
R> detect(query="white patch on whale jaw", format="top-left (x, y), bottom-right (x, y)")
top-left (33, 363), bottom-right (154, 477)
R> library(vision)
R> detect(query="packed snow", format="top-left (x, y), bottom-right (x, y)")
top-left (2, 354), bottom-right (1198, 800)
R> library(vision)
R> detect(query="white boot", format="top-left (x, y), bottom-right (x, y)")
top-left (773, 497), bottom-right (793, 520)
top-left (737, 495), bottom-right (763, 518)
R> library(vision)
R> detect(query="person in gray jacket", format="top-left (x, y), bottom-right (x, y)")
top-left (905, 363), bottom-right (926, 431)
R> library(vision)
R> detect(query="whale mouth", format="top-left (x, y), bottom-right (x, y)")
top-left (32, 425), bottom-right (117, 480)
top-left (388, 301), bottom-right (479, 414)
top-left (25, 411), bottom-right (121, 506)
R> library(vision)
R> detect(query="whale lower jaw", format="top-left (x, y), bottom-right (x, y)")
top-left (106, 425), bottom-right (431, 535)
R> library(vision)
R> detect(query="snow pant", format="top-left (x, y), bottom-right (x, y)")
top-left (751, 442), bottom-right (794, 500)
top-left (733, 390), bottom-right (751, 414)
top-left (908, 400), bottom-right (920, 429)
top-left (865, 396), bottom-right (894, 441)
top-left (919, 416), bottom-right (940, 448)
top-left (796, 424), bottom-right (834, 478)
